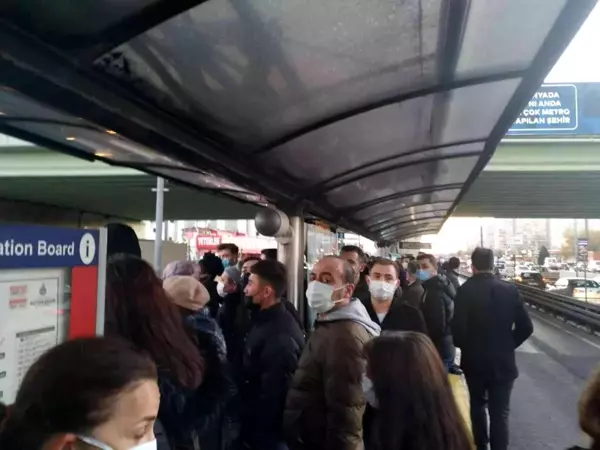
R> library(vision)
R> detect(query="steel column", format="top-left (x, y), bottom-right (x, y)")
top-left (154, 177), bottom-right (165, 271)
top-left (288, 216), bottom-right (306, 321)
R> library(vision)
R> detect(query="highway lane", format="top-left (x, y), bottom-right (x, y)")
top-left (509, 308), bottom-right (600, 450)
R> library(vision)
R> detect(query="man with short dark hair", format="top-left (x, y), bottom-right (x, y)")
top-left (417, 253), bottom-right (457, 373)
top-left (241, 260), bottom-right (305, 450)
top-left (361, 257), bottom-right (427, 446)
top-left (261, 248), bottom-right (278, 260)
top-left (217, 243), bottom-right (240, 268)
top-left (446, 256), bottom-right (462, 291)
top-left (285, 256), bottom-right (380, 450)
top-left (363, 257), bottom-right (426, 333)
top-left (340, 245), bottom-right (369, 302)
top-left (452, 247), bottom-right (533, 450)
top-left (401, 260), bottom-right (425, 308)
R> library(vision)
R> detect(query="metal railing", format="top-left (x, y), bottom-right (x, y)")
top-left (458, 272), bottom-right (600, 330)
top-left (516, 284), bottom-right (600, 329)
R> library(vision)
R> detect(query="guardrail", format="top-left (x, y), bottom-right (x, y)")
top-left (516, 284), bottom-right (600, 330)
top-left (458, 272), bottom-right (600, 330)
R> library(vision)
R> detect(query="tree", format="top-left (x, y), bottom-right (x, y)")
top-left (537, 246), bottom-right (550, 266)
top-left (560, 227), bottom-right (600, 259)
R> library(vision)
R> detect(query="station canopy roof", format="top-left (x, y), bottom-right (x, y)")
top-left (0, 0), bottom-right (594, 244)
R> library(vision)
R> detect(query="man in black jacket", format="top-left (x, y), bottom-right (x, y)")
top-left (401, 260), bottom-right (425, 308)
top-left (340, 245), bottom-right (369, 302)
top-left (446, 256), bottom-right (462, 291)
top-left (361, 257), bottom-right (428, 445)
top-left (362, 257), bottom-right (427, 333)
top-left (417, 253), bottom-right (457, 372)
top-left (452, 247), bottom-right (533, 450)
top-left (241, 260), bottom-right (305, 450)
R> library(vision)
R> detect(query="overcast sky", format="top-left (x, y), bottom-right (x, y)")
top-left (545, 3), bottom-right (599, 83)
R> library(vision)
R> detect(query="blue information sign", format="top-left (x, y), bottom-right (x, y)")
top-left (509, 84), bottom-right (578, 133)
top-left (0, 225), bottom-right (99, 269)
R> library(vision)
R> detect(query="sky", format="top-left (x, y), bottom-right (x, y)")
top-left (431, 4), bottom-right (600, 254)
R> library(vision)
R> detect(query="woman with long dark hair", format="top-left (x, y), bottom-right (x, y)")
top-left (0, 337), bottom-right (159, 450)
top-left (363, 332), bottom-right (471, 450)
top-left (106, 254), bottom-right (213, 449)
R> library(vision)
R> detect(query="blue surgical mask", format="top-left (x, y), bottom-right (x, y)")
top-left (417, 269), bottom-right (433, 281)
top-left (221, 258), bottom-right (231, 268)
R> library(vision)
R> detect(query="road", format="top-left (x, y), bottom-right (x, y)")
top-left (510, 308), bottom-right (600, 449)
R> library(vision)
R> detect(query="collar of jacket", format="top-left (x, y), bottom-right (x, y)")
top-left (255, 301), bottom-right (285, 323)
top-left (472, 272), bottom-right (495, 279)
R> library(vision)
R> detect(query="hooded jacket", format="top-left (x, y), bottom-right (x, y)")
top-left (284, 298), bottom-right (380, 450)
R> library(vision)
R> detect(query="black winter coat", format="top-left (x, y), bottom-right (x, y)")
top-left (421, 275), bottom-right (455, 361)
top-left (452, 273), bottom-right (533, 381)
top-left (240, 302), bottom-right (305, 450)
top-left (361, 294), bottom-right (427, 334)
top-left (401, 280), bottom-right (425, 308)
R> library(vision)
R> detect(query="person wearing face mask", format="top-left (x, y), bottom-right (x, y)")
top-left (401, 260), bottom-right (426, 308)
top-left (217, 266), bottom-right (245, 363)
top-left (284, 256), bottom-right (380, 450)
top-left (0, 337), bottom-right (160, 450)
top-left (416, 253), bottom-right (459, 374)
top-left (360, 258), bottom-right (427, 448)
top-left (240, 260), bottom-right (305, 450)
top-left (217, 243), bottom-right (240, 269)
top-left (340, 245), bottom-right (369, 303)
top-left (363, 258), bottom-right (427, 333)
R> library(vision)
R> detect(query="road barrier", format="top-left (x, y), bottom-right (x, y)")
top-left (516, 284), bottom-right (600, 329)
top-left (458, 273), bottom-right (600, 330)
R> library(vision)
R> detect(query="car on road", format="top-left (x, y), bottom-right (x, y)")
top-left (548, 277), bottom-right (600, 300)
top-left (514, 271), bottom-right (546, 289)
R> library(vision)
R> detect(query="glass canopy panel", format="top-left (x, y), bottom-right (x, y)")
top-left (0, 88), bottom-right (84, 122)
top-left (150, 168), bottom-right (256, 194)
top-left (440, 79), bottom-right (520, 144)
top-left (263, 96), bottom-right (436, 184)
top-left (322, 142), bottom-right (482, 190)
top-left (363, 201), bottom-right (454, 227)
top-left (96, 0), bottom-right (442, 147)
top-left (377, 217), bottom-right (446, 235)
top-left (4, 121), bottom-right (186, 167)
top-left (350, 189), bottom-right (462, 220)
top-left (367, 209), bottom-right (448, 231)
top-left (325, 156), bottom-right (478, 208)
top-left (1, 1), bottom-right (159, 39)
top-left (381, 219), bottom-right (444, 238)
top-left (455, 0), bottom-right (567, 77)
top-left (385, 227), bottom-right (441, 240)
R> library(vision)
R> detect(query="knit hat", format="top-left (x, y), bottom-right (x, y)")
top-left (163, 276), bottom-right (210, 311)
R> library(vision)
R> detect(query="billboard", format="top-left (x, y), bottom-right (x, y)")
top-left (507, 82), bottom-right (600, 136)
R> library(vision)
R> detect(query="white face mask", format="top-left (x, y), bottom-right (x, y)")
top-left (217, 281), bottom-right (226, 298)
top-left (306, 281), bottom-right (345, 314)
top-left (78, 436), bottom-right (157, 450)
top-left (362, 375), bottom-right (378, 408)
top-left (368, 280), bottom-right (397, 301)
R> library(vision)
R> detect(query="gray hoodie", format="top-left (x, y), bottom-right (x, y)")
top-left (317, 298), bottom-right (381, 337)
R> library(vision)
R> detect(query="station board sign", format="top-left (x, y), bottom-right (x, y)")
top-left (0, 224), bottom-right (106, 404)
top-left (507, 82), bottom-right (600, 136)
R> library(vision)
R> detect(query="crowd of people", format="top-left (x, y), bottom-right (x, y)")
top-left (1, 224), bottom-right (600, 450)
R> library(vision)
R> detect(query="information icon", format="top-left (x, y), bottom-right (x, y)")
top-left (79, 233), bottom-right (96, 265)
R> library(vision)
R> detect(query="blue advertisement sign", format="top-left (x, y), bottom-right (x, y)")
top-left (0, 225), bottom-right (99, 269)
top-left (507, 82), bottom-right (600, 136)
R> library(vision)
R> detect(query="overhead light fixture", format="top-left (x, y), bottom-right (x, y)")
top-left (0, 112), bottom-right (5, 116)
top-left (66, 136), bottom-right (76, 141)
top-left (106, 129), bottom-right (117, 135)
top-left (94, 151), bottom-right (113, 158)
